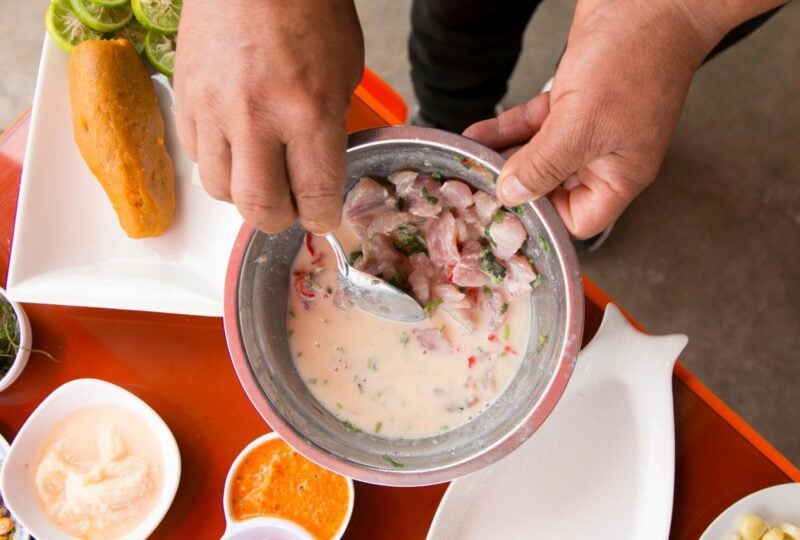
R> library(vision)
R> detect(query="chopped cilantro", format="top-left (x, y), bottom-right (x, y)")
top-left (306, 273), bottom-right (322, 290)
top-left (531, 274), bottom-right (544, 288)
top-left (342, 420), bottom-right (361, 432)
top-left (503, 324), bottom-right (511, 341)
top-left (499, 302), bottom-right (508, 315)
top-left (492, 210), bottom-right (505, 223)
top-left (484, 223), bottom-right (496, 245)
top-left (382, 454), bottom-right (404, 468)
top-left (536, 334), bottom-right (550, 354)
top-left (538, 236), bottom-right (552, 253)
top-left (393, 223), bottom-right (428, 255)
top-left (431, 171), bottom-right (443, 181)
top-left (479, 249), bottom-right (506, 284)
top-left (336, 402), bottom-right (343, 409)
top-left (400, 333), bottom-right (410, 346)
top-left (423, 298), bottom-right (444, 316)
top-left (511, 204), bottom-right (526, 214)
top-left (348, 250), bottom-right (362, 265)
top-left (422, 186), bottom-right (439, 205)
top-left (326, 286), bottom-right (333, 294)
top-left (482, 286), bottom-right (493, 298)
top-left (375, 422), bottom-right (382, 433)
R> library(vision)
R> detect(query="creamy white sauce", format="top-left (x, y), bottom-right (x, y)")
top-left (287, 224), bottom-right (528, 439)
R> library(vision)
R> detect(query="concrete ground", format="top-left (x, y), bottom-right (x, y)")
top-left (2, 1), bottom-right (798, 464)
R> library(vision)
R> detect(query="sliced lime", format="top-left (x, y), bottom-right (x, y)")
top-left (113, 18), bottom-right (147, 55)
top-left (132, 0), bottom-right (181, 34)
top-left (69, 0), bottom-right (132, 32)
top-left (88, 0), bottom-right (129, 7)
top-left (45, 0), bottom-right (104, 53)
top-left (144, 30), bottom-right (176, 76)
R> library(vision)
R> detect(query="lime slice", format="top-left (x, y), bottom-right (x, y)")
top-left (69, 0), bottom-right (132, 32)
top-left (113, 18), bottom-right (147, 55)
top-left (45, 0), bottom-right (104, 53)
top-left (88, 0), bottom-right (129, 7)
top-left (132, 0), bottom-right (181, 34)
top-left (144, 30), bottom-right (176, 76)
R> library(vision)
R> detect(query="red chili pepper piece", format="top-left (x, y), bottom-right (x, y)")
top-left (487, 333), bottom-right (496, 342)
top-left (294, 273), bottom-right (316, 300)
top-left (468, 355), bottom-right (476, 368)
top-left (305, 233), bottom-right (316, 256)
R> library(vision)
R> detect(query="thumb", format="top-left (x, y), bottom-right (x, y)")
top-left (496, 102), bottom-right (596, 206)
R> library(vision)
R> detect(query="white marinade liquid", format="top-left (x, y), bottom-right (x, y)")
top-left (287, 224), bottom-right (529, 439)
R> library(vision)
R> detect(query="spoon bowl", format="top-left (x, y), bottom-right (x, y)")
top-left (322, 232), bottom-right (426, 323)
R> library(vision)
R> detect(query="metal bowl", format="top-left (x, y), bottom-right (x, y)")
top-left (223, 126), bottom-right (584, 486)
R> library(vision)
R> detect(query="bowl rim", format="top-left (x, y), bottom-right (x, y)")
top-left (222, 432), bottom-right (354, 540)
top-left (223, 125), bottom-right (584, 486)
top-left (0, 287), bottom-right (32, 393)
top-left (0, 378), bottom-right (181, 539)
top-left (0, 433), bottom-right (30, 540)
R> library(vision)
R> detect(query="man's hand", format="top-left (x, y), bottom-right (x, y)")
top-left (174, 0), bottom-right (364, 233)
top-left (465, 0), bottom-right (772, 239)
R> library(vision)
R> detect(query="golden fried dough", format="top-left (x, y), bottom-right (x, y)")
top-left (68, 39), bottom-right (175, 239)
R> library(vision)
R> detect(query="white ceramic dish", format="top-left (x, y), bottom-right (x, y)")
top-left (222, 432), bottom-right (354, 540)
top-left (0, 378), bottom-right (181, 539)
top-left (6, 35), bottom-right (242, 316)
top-left (427, 304), bottom-right (688, 540)
top-left (700, 483), bottom-right (800, 539)
top-left (0, 288), bottom-right (31, 393)
top-left (0, 434), bottom-right (30, 540)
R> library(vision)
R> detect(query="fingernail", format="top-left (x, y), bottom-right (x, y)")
top-left (498, 175), bottom-right (534, 205)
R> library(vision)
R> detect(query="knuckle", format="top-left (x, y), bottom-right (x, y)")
top-left (202, 182), bottom-right (232, 202)
top-left (526, 150), bottom-right (568, 185)
top-left (300, 215), bottom-right (340, 235)
top-left (237, 199), bottom-right (296, 233)
top-left (293, 182), bottom-right (342, 204)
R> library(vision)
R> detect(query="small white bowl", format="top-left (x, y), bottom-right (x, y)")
top-left (0, 434), bottom-right (30, 540)
top-left (0, 287), bottom-right (31, 393)
top-left (223, 517), bottom-right (315, 540)
top-left (222, 432), bottom-right (355, 540)
top-left (0, 378), bottom-right (181, 539)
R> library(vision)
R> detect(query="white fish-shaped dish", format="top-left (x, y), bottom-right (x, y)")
top-left (427, 303), bottom-right (688, 540)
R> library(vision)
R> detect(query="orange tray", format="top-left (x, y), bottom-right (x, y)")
top-left (0, 69), bottom-right (797, 539)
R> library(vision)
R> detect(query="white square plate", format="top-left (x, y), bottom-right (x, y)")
top-left (6, 36), bottom-right (242, 317)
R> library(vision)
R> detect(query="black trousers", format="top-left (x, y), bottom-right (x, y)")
top-left (409, 0), bottom-right (783, 133)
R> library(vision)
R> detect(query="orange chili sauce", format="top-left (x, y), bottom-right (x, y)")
top-left (230, 438), bottom-right (350, 539)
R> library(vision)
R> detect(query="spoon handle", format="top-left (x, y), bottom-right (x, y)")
top-left (323, 233), bottom-right (350, 276)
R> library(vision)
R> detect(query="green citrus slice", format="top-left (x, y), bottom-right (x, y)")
top-left (45, 0), bottom-right (104, 53)
top-left (88, 0), bottom-right (129, 7)
top-left (113, 18), bottom-right (147, 55)
top-left (132, 0), bottom-right (181, 34)
top-left (144, 30), bottom-right (176, 76)
top-left (69, 0), bottom-right (133, 32)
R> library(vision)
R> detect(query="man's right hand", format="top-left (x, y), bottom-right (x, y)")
top-left (174, 0), bottom-right (364, 233)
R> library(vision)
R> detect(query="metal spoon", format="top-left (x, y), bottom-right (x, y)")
top-left (323, 232), bottom-right (426, 323)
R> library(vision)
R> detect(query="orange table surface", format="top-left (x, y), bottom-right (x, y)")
top-left (1, 72), bottom-right (798, 539)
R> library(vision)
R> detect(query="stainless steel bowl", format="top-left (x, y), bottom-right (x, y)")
top-left (223, 126), bottom-right (584, 486)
